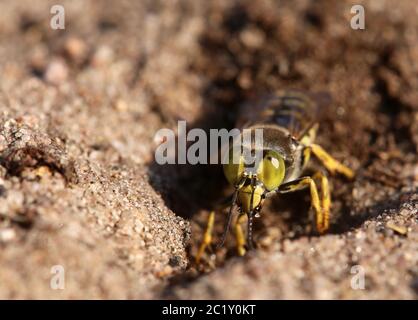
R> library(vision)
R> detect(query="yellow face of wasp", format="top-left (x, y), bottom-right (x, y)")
top-left (237, 184), bottom-right (264, 213)
top-left (223, 149), bottom-right (286, 213)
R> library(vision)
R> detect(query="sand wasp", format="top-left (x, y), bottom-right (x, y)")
top-left (196, 90), bottom-right (354, 262)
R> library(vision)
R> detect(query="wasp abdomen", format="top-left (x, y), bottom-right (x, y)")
top-left (238, 90), bottom-right (328, 139)
top-left (262, 90), bottom-right (320, 137)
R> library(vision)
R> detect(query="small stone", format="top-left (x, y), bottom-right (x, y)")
top-left (115, 99), bottom-right (128, 112)
top-left (64, 37), bottom-right (87, 64)
top-left (29, 46), bottom-right (48, 74)
top-left (238, 69), bottom-right (252, 89)
top-left (91, 46), bottom-right (114, 67)
top-left (386, 221), bottom-right (408, 236)
top-left (169, 255), bottom-right (182, 267)
top-left (0, 228), bottom-right (16, 242)
top-left (44, 58), bottom-right (68, 85)
top-left (155, 265), bottom-right (173, 278)
top-left (134, 220), bottom-right (144, 233)
top-left (240, 27), bottom-right (265, 49)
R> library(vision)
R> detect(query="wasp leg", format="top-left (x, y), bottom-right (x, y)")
top-left (234, 213), bottom-right (247, 256)
top-left (195, 194), bottom-right (235, 264)
top-left (300, 123), bottom-right (319, 145)
top-left (312, 171), bottom-right (331, 233)
top-left (310, 144), bottom-right (354, 179)
top-left (195, 210), bottom-right (215, 264)
top-left (278, 176), bottom-right (328, 234)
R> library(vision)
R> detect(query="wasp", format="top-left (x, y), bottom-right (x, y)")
top-left (196, 90), bottom-right (354, 263)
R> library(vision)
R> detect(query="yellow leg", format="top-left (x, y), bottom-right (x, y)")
top-left (279, 176), bottom-right (328, 234)
top-left (195, 210), bottom-right (215, 264)
top-left (312, 172), bottom-right (331, 233)
top-left (300, 123), bottom-right (319, 146)
top-left (302, 146), bottom-right (312, 169)
top-left (310, 144), bottom-right (354, 179)
top-left (234, 214), bottom-right (247, 256)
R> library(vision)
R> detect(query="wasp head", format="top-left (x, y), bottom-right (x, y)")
top-left (223, 147), bottom-right (286, 214)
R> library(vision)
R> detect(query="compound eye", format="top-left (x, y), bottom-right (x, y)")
top-left (223, 148), bottom-right (244, 185)
top-left (257, 150), bottom-right (285, 191)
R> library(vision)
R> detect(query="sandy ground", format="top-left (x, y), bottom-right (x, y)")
top-left (0, 0), bottom-right (416, 299)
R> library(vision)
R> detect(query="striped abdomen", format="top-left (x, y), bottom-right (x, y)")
top-left (237, 90), bottom-right (330, 139)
